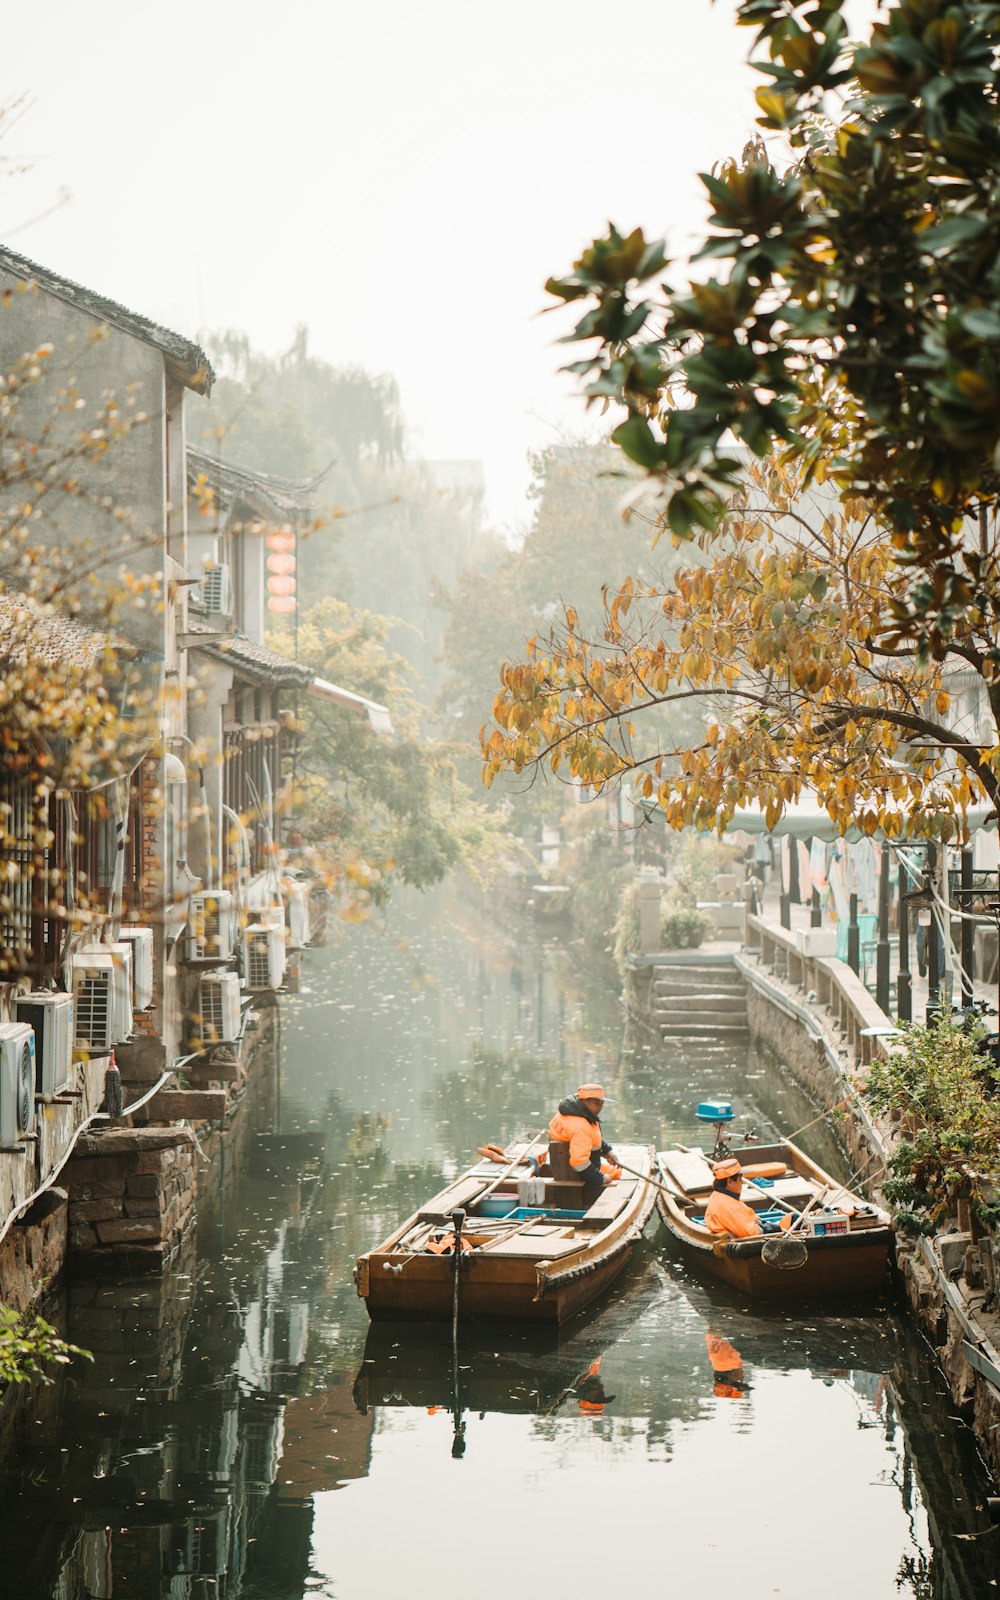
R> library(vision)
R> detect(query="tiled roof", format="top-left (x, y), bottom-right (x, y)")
top-left (0, 245), bottom-right (214, 395)
top-left (187, 446), bottom-right (329, 519)
top-left (0, 592), bottom-right (114, 669)
top-left (185, 620), bottom-right (313, 685)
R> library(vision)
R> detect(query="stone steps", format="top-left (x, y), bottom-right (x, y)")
top-left (653, 971), bottom-right (745, 994)
top-left (647, 955), bottom-right (748, 1040)
top-left (654, 991), bottom-right (747, 1013)
top-left (658, 1019), bottom-right (750, 1038)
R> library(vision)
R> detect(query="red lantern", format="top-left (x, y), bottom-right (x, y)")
top-left (267, 527), bottom-right (296, 553)
top-left (267, 575), bottom-right (296, 597)
top-left (267, 552), bottom-right (296, 576)
top-left (267, 594), bottom-right (296, 614)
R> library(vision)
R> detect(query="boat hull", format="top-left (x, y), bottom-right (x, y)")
top-left (355, 1143), bottom-right (656, 1325)
top-left (360, 1236), bottom-right (638, 1324)
top-left (654, 1138), bottom-right (894, 1300)
top-left (655, 1204), bottom-right (892, 1298)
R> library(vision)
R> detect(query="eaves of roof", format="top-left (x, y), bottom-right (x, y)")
top-left (187, 446), bottom-right (330, 519)
top-left (185, 620), bottom-right (313, 686)
top-left (0, 245), bottom-right (214, 396)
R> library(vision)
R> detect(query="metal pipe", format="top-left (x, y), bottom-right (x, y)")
top-left (927, 842), bottom-right (941, 1024)
top-left (897, 860), bottom-right (912, 1023)
top-left (876, 842), bottom-right (891, 1012)
top-left (961, 848), bottom-right (975, 1007)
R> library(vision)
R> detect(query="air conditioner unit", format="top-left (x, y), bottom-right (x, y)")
top-left (247, 874), bottom-right (285, 928)
top-left (71, 949), bottom-right (133, 1053)
top-left (194, 562), bottom-right (234, 619)
top-left (244, 923), bottom-right (286, 993)
top-left (285, 880), bottom-right (311, 950)
top-left (186, 891), bottom-right (237, 964)
top-left (15, 992), bottom-right (74, 1098)
top-left (198, 972), bottom-right (242, 1045)
top-left (117, 926), bottom-right (154, 1010)
top-left (307, 885), bottom-right (332, 948)
top-left (0, 1022), bottom-right (35, 1147)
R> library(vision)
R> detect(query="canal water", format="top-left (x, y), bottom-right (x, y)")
top-left (0, 881), bottom-right (997, 1598)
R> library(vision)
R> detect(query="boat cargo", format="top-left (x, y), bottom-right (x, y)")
top-left (354, 1142), bottom-right (657, 1324)
top-left (654, 1138), bottom-right (893, 1298)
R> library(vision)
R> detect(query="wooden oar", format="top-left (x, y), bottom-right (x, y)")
top-left (741, 1177), bottom-right (801, 1218)
top-left (784, 1184), bottom-right (831, 1235)
top-left (475, 1130), bottom-right (547, 1208)
top-left (616, 1157), bottom-right (688, 1205)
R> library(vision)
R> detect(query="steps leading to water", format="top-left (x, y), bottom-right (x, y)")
top-left (645, 955), bottom-right (749, 1042)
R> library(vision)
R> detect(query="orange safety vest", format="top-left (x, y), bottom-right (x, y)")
top-left (548, 1110), bottom-right (602, 1173)
top-left (425, 1232), bottom-right (473, 1255)
top-left (704, 1188), bottom-right (762, 1238)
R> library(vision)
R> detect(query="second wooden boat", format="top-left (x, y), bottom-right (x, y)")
top-left (653, 1138), bottom-right (893, 1298)
top-left (354, 1142), bottom-right (657, 1324)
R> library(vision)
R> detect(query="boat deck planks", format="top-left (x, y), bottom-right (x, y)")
top-left (659, 1150), bottom-right (716, 1193)
top-left (418, 1175), bottom-right (489, 1220)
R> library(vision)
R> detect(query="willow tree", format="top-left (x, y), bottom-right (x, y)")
top-left (483, 0), bottom-right (1000, 831)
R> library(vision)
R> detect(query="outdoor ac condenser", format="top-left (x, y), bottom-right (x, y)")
top-left (15, 992), bottom-right (74, 1098)
top-left (71, 949), bottom-right (132, 1053)
top-left (0, 1022), bottom-right (36, 1147)
top-left (198, 972), bottom-right (242, 1045)
top-left (117, 926), bottom-right (154, 1010)
top-left (244, 923), bottom-right (286, 993)
top-left (194, 562), bottom-right (235, 619)
top-left (285, 879), bottom-right (311, 950)
top-left (187, 891), bottom-right (237, 965)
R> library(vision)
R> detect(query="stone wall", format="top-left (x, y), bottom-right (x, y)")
top-left (743, 944), bottom-right (1000, 1485)
top-left (64, 1126), bottom-right (196, 1269)
top-left (0, 1186), bottom-right (68, 1316)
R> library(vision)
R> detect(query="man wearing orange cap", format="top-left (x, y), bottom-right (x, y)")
top-left (548, 1084), bottom-right (621, 1189)
top-left (703, 1157), bottom-right (763, 1238)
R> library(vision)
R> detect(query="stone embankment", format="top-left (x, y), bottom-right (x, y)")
top-left (64, 1126), bottom-right (197, 1268)
top-left (626, 906), bottom-right (1000, 1484)
top-left (0, 1006), bottom-right (277, 1317)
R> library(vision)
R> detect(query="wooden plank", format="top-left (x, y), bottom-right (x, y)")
top-left (583, 1181), bottom-right (635, 1222)
top-left (659, 1149), bottom-right (716, 1194)
top-left (418, 1175), bottom-right (487, 1220)
top-left (490, 1233), bottom-right (581, 1257)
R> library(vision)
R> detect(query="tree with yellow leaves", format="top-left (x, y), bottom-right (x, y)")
top-left (483, 459), bottom-right (993, 839)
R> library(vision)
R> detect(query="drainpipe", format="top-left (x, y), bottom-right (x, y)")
top-left (169, 734), bottom-right (214, 891)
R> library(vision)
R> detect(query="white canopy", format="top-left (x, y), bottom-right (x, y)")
top-left (725, 792), bottom-right (995, 843)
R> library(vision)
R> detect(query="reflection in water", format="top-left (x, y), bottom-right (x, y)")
top-left (0, 882), bottom-right (995, 1598)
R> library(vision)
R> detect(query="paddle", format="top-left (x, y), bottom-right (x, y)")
top-left (616, 1157), bottom-right (693, 1205)
top-left (475, 1131), bottom-right (547, 1207)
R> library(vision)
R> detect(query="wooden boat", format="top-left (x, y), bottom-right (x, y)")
top-left (653, 1138), bottom-right (894, 1298)
top-left (354, 1142), bottom-right (657, 1324)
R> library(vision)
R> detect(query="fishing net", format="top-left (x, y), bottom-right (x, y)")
top-left (760, 1233), bottom-right (809, 1269)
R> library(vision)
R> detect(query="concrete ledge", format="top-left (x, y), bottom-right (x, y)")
top-left (147, 1089), bottom-right (227, 1122)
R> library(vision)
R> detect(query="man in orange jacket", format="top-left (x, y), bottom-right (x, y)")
top-left (548, 1083), bottom-right (621, 1188)
top-left (703, 1157), bottom-right (763, 1237)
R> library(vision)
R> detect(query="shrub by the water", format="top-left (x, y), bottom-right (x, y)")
top-left (661, 907), bottom-right (708, 950)
top-left (861, 1016), bottom-right (1000, 1236)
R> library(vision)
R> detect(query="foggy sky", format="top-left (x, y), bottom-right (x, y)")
top-left (4, 2), bottom-right (788, 529)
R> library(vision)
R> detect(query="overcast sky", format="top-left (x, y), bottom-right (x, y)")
top-left (5, 2), bottom-right (773, 531)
